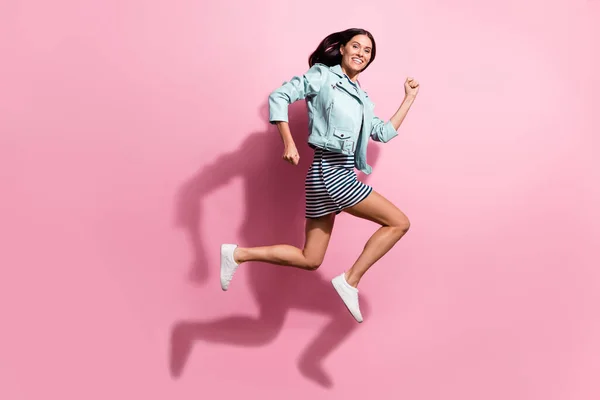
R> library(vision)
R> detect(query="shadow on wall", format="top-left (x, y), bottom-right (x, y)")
top-left (170, 100), bottom-right (381, 389)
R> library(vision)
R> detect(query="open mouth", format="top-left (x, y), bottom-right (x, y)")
top-left (352, 57), bottom-right (364, 65)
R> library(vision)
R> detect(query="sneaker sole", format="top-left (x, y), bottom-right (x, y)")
top-left (220, 244), bottom-right (231, 291)
top-left (331, 279), bottom-right (363, 323)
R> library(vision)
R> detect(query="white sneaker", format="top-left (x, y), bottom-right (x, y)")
top-left (220, 244), bottom-right (239, 291)
top-left (331, 272), bottom-right (363, 323)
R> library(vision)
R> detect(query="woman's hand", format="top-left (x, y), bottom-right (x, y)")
top-left (404, 77), bottom-right (420, 97)
top-left (282, 143), bottom-right (300, 165)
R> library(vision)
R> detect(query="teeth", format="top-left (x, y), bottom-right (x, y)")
top-left (352, 58), bottom-right (363, 64)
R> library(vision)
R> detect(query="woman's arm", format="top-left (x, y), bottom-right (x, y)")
top-left (276, 121), bottom-right (300, 165)
top-left (370, 77), bottom-right (420, 142)
top-left (268, 63), bottom-right (328, 125)
top-left (268, 64), bottom-right (328, 165)
top-left (389, 93), bottom-right (417, 130)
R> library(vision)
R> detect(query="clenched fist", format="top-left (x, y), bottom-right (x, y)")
top-left (405, 77), bottom-right (420, 97)
top-left (283, 144), bottom-right (300, 165)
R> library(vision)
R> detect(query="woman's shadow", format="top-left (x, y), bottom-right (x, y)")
top-left (170, 101), bottom-right (381, 388)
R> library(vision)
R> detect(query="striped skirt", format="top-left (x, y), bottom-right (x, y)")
top-left (305, 147), bottom-right (373, 219)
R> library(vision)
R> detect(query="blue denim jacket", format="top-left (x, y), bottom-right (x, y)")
top-left (268, 63), bottom-right (398, 174)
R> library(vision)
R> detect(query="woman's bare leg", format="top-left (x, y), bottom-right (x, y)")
top-left (342, 190), bottom-right (410, 287)
top-left (234, 213), bottom-right (336, 270)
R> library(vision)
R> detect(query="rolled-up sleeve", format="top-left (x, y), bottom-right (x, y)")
top-left (370, 116), bottom-right (398, 142)
top-left (268, 63), bottom-right (327, 124)
top-left (365, 96), bottom-right (398, 142)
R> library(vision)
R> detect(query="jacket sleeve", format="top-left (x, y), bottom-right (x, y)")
top-left (268, 63), bottom-right (328, 124)
top-left (370, 116), bottom-right (398, 142)
top-left (366, 97), bottom-right (398, 142)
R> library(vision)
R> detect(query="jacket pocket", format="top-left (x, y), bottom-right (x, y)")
top-left (332, 129), bottom-right (356, 154)
top-left (333, 129), bottom-right (353, 140)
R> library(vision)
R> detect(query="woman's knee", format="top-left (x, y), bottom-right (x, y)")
top-left (390, 214), bottom-right (410, 235)
top-left (300, 248), bottom-right (326, 270)
top-left (400, 215), bottom-right (411, 233)
top-left (304, 256), bottom-right (324, 271)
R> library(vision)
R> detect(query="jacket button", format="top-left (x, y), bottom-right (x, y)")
top-left (341, 134), bottom-right (345, 137)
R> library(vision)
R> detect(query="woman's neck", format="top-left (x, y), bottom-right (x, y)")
top-left (340, 64), bottom-right (359, 82)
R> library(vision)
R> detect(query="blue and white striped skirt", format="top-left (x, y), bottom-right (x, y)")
top-left (304, 147), bottom-right (373, 219)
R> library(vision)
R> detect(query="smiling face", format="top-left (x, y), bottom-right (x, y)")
top-left (339, 34), bottom-right (373, 79)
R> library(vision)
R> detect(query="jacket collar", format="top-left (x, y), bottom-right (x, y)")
top-left (329, 64), bottom-right (360, 86)
top-left (328, 64), bottom-right (369, 100)
top-left (329, 64), bottom-right (345, 78)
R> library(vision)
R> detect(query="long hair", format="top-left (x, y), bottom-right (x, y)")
top-left (308, 28), bottom-right (376, 72)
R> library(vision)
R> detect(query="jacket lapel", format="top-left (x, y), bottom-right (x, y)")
top-left (328, 65), bottom-right (364, 104)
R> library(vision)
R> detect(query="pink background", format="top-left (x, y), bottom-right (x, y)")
top-left (1, 0), bottom-right (599, 398)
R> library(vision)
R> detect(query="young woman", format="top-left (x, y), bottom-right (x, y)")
top-left (220, 28), bottom-right (419, 323)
